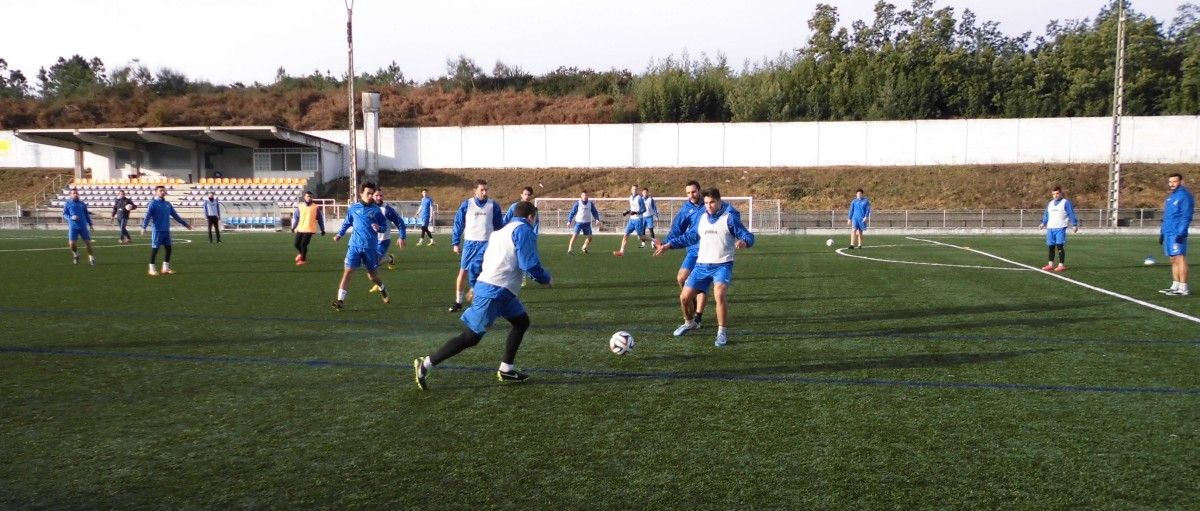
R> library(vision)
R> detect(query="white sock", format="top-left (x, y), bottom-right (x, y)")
top-left (337, 289), bottom-right (348, 301)
top-left (1171, 282), bottom-right (1181, 290)
top-left (148, 263), bottom-right (155, 272)
top-left (718, 326), bottom-right (728, 335)
top-left (456, 291), bottom-right (464, 303)
top-left (71, 250), bottom-right (78, 257)
top-left (499, 362), bottom-right (514, 373)
top-left (422, 356), bottom-right (433, 369)
top-left (162, 262), bottom-right (169, 271)
top-left (1180, 283), bottom-right (1190, 292)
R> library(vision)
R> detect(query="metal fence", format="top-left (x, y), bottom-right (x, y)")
top-left (784, 209), bottom-right (1166, 230)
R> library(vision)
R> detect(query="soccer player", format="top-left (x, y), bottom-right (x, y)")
top-left (614, 184), bottom-right (647, 256)
top-left (503, 186), bottom-right (539, 233)
top-left (203, 192), bottom-right (222, 243)
top-left (63, 188), bottom-right (96, 266)
top-left (413, 201), bottom-right (552, 390)
top-left (640, 187), bottom-right (659, 248)
top-left (664, 180), bottom-right (708, 327)
top-left (372, 189), bottom-right (407, 272)
top-left (449, 179), bottom-right (504, 312)
top-left (416, 189), bottom-right (435, 246)
top-left (140, 185), bottom-right (192, 276)
top-left (111, 189), bottom-right (135, 244)
top-left (1159, 173), bottom-right (1194, 296)
top-left (1038, 185), bottom-right (1079, 272)
top-left (655, 187), bottom-right (754, 347)
top-left (332, 182), bottom-right (391, 310)
top-left (567, 190), bottom-right (601, 254)
top-left (291, 191), bottom-right (325, 265)
top-left (847, 188), bottom-right (871, 249)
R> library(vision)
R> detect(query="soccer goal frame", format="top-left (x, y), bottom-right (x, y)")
top-left (533, 196), bottom-right (768, 234)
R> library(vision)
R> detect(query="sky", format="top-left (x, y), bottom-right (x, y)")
top-left (0, 0), bottom-right (1188, 86)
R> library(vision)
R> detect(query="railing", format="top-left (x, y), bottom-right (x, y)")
top-left (26, 173), bottom-right (73, 209)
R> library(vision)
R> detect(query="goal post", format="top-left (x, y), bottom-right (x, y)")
top-left (533, 196), bottom-right (779, 234)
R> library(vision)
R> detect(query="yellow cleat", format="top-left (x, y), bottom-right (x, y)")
top-left (369, 284), bottom-right (381, 293)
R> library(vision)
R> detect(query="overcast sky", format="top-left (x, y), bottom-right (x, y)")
top-left (0, 0), bottom-right (1188, 86)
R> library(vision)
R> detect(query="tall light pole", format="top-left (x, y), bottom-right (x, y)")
top-left (346, 0), bottom-right (358, 201)
top-left (1106, 0), bottom-right (1127, 228)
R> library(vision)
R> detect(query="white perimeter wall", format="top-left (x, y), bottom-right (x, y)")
top-left (6, 116), bottom-right (1199, 176)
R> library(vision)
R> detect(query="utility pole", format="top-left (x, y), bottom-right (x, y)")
top-left (1106, 0), bottom-right (1126, 228)
top-left (346, 0), bottom-right (358, 201)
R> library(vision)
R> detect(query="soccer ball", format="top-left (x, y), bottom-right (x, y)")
top-left (609, 331), bottom-right (635, 355)
top-left (1143, 256), bottom-right (1156, 266)
top-left (125, 204), bottom-right (135, 211)
top-left (825, 238), bottom-right (834, 247)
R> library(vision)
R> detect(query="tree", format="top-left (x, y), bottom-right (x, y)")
top-left (37, 55), bottom-right (107, 99)
top-left (0, 58), bottom-right (30, 99)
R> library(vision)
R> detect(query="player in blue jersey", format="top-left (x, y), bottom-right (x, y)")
top-left (566, 190), bottom-right (602, 254)
top-left (614, 184), bottom-right (647, 256)
top-left (62, 188), bottom-right (96, 266)
top-left (414, 201), bottom-right (552, 390)
top-left (655, 187), bottom-right (755, 347)
top-left (847, 188), bottom-right (871, 249)
top-left (1038, 185), bottom-right (1079, 272)
top-left (416, 189), bottom-right (435, 246)
top-left (371, 189), bottom-right (407, 272)
top-left (661, 180), bottom-right (709, 326)
top-left (449, 179), bottom-right (505, 312)
top-left (504, 186), bottom-right (540, 287)
top-left (640, 187), bottom-right (659, 248)
top-left (140, 185), bottom-right (192, 276)
top-left (1160, 173), bottom-right (1194, 296)
top-left (332, 182), bottom-right (391, 311)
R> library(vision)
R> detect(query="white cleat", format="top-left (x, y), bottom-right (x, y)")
top-left (714, 331), bottom-right (728, 347)
top-left (673, 320), bottom-right (699, 337)
top-left (1165, 289), bottom-right (1190, 296)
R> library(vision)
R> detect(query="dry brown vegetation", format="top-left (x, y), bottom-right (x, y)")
top-left (0, 87), bottom-right (634, 130)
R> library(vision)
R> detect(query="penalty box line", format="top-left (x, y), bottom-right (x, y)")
top-left (908, 237), bottom-right (1200, 326)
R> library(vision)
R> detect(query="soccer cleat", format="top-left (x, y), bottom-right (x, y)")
top-left (161, 269), bottom-right (176, 275)
top-left (72, 255), bottom-right (79, 265)
top-left (673, 320), bottom-right (699, 337)
top-left (387, 264), bottom-right (396, 271)
top-left (612, 250), bottom-right (624, 257)
top-left (369, 284), bottom-right (381, 293)
top-left (331, 299), bottom-right (344, 311)
top-left (416, 239), bottom-right (424, 246)
top-left (639, 243), bottom-right (646, 249)
top-left (448, 302), bottom-right (463, 312)
top-left (427, 239), bottom-right (435, 246)
top-left (1054, 264), bottom-right (1067, 272)
top-left (567, 249), bottom-right (574, 255)
top-left (296, 259), bottom-right (306, 266)
top-left (1041, 263), bottom-right (1055, 271)
top-left (1159, 287), bottom-right (1176, 294)
top-left (379, 287), bottom-right (390, 304)
top-left (413, 358), bottom-right (429, 390)
top-left (714, 331), bottom-right (728, 347)
top-left (497, 368), bottom-right (529, 383)
top-left (89, 257), bottom-right (95, 266)
top-left (295, 254), bottom-right (302, 262)
top-left (582, 247), bottom-right (589, 255)
top-left (1165, 289), bottom-right (1191, 296)
top-left (148, 268), bottom-right (159, 276)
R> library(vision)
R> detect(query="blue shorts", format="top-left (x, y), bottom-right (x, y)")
top-left (642, 218), bottom-right (655, 231)
top-left (67, 227), bottom-right (91, 242)
top-left (461, 292), bottom-right (526, 335)
top-left (851, 218), bottom-right (868, 231)
top-left (344, 246), bottom-right (380, 271)
top-left (1165, 236), bottom-right (1188, 257)
top-left (573, 223), bottom-right (593, 236)
top-left (685, 262), bottom-right (733, 293)
top-left (625, 218), bottom-right (644, 236)
top-left (1046, 228), bottom-right (1067, 246)
top-left (149, 230), bottom-right (171, 248)
top-left (377, 237), bottom-right (391, 257)
top-left (680, 248), bottom-right (699, 271)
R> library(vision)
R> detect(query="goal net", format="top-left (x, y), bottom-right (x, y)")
top-left (534, 196), bottom-right (780, 234)
top-left (0, 201), bottom-right (19, 228)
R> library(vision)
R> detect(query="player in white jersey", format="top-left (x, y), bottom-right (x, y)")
top-left (614, 185), bottom-right (647, 256)
top-left (566, 190), bottom-right (602, 254)
top-left (655, 188), bottom-right (755, 347)
top-left (640, 187), bottom-right (659, 248)
top-left (414, 201), bottom-right (552, 389)
top-left (1037, 185), bottom-right (1078, 272)
top-left (449, 180), bottom-right (505, 312)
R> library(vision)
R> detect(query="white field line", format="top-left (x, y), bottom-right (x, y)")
top-left (908, 236), bottom-right (1200, 325)
top-left (0, 238), bottom-right (193, 253)
top-left (834, 244), bottom-right (1030, 271)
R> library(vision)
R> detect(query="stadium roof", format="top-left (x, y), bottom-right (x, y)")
top-left (13, 126), bottom-right (342, 153)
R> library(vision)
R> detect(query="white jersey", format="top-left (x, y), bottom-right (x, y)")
top-left (697, 211), bottom-right (736, 264)
top-left (641, 196), bottom-right (656, 220)
top-left (463, 198), bottom-right (497, 242)
top-left (574, 200), bottom-right (597, 223)
top-left (628, 195), bottom-right (642, 215)
top-left (477, 222), bottom-right (523, 295)
top-left (1045, 199), bottom-right (1071, 229)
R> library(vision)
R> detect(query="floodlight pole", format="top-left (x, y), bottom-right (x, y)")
top-left (1106, 0), bottom-right (1127, 228)
top-left (346, 0), bottom-right (358, 201)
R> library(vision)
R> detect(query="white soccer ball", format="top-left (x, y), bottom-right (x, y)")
top-left (1143, 256), bottom-right (1156, 266)
top-left (125, 204), bottom-right (134, 211)
top-left (825, 238), bottom-right (834, 247)
top-left (609, 331), bottom-right (635, 355)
